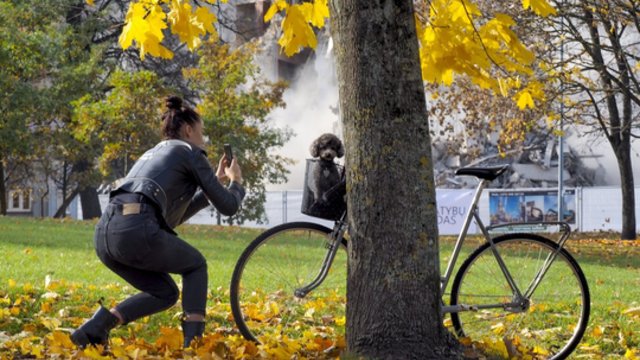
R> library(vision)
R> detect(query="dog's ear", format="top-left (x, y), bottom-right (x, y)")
top-left (310, 139), bottom-right (320, 158)
top-left (337, 139), bottom-right (345, 158)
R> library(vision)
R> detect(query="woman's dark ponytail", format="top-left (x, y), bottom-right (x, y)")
top-left (162, 95), bottom-right (200, 139)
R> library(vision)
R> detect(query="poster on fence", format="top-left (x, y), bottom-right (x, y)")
top-left (436, 189), bottom-right (475, 235)
top-left (489, 189), bottom-right (576, 225)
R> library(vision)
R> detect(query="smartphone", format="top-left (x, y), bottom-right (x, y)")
top-left (224, 143), bottom-right (233, 167)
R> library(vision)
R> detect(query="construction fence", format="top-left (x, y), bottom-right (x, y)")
top-left (95, 186), bottom-right (637, 234)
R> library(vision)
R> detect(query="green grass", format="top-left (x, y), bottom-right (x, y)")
top-left (0, 216), bottom-right (262, 287)
top-left (0, 216), bottom-right (639, 358)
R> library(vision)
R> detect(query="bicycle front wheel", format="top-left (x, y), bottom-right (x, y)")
top-left (230, 222), bottom-right (348, 343)
top-left (450, 233), bottom-right (589, 359)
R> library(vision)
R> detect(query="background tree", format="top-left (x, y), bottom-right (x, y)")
top-left (540, 0), bottom-right (640, 240)
top-left (71, 70), bottom-right (169, 181)
top-left (184, 38), bottom-right (292, 225)
top-left (0, 0), bottom-right (77, 215)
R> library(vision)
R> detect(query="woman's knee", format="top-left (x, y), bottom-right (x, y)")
top-left (187, 256), bottom-right (207, 275)
top-left (154, 281), bottom-right (180, 307)
top-left (165, 282), bottom-right (180, 305)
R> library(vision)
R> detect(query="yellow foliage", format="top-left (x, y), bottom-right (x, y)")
top-left (418, 0), bottom-right (540, 105)
top-left (116, 0), bottom-right (554, 110)
top-left (119, 1), bottom-right (173, 60)
top-left (515, 89), bottom-right (535, 110)
top-left (155, 326), bottom-right (183, 351)
top-left (264, 0), bottom-right (288, 22)
top-left (522, 0), bottom-right (557, 17)
top-left (168, 0), bottom-right (204, 50)
top-left (277, 5), bottom-right (318, 57)
top-left (119, 0), bottom-right (219, 59)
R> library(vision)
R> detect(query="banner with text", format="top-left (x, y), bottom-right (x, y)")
top-left (437, 189), bottom-right (475, 235)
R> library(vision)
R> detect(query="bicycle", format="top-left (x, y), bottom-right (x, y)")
top-left (230, 164), bottom-right (590, 359)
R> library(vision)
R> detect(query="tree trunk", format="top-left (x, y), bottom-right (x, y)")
top-left (54, 188), bottom-right (80, 218)
top-left (329, 0), bottom-right (461, 357)
top-left (0, 156), bottom-right (6, 215)
top-left (80, 186), bottom-right (102, 219)
top-left (615, 145), bottom-right (636, 240)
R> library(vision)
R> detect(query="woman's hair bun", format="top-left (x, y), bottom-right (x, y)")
top-left (166, 96), bottom-right (183, 110)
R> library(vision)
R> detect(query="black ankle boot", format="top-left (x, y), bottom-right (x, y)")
top-left (181, 321), bottom-right (205, 348)
top-left (71, 306), bottom-right (119, 348)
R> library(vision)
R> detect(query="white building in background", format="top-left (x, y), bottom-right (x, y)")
top-left (6, 178), bottom-right (78, 218)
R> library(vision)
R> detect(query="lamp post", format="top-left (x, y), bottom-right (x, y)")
top-left (557, 0), bottom-right (565, 223)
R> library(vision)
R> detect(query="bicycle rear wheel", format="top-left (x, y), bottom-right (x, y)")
top-left (230, 222), bottom-right (348, 343)
top-left (450, 233), bottom-right (589, 359)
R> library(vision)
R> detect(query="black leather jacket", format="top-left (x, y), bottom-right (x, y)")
top-left (112, 139), bottom-right (245, 232)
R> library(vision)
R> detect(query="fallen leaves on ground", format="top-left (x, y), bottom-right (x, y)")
top-left (1, 273), bottom-right (639, 359)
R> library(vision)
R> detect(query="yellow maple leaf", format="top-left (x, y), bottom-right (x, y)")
top-left (155, 326), bottom-right (182, 351)
top-left (140, 34), bottom-right (174, 59)
top-left (304, 0), bottom-right (330, 28)
top-left (592, 325), bottom-right (604, 337)
top-left (522, 0), bottom-right (557, 17)
top-left (119, 2), bottom-right (172, 60)
top-left (623, 306), bottom-right (640, 317)
top-left (626, 348), bottom-right (639, 360)
top-left (195, 6), bottom-right (217, 34)
top-left (264, 0), bottom-right (289, 22)
top-left (82, 345), bottom-right (110, 360)
top-left (119, 2), bottom-right (149, 49)
top-left (86, 0), bottom-right (94, 5)
top-left (48, 331), bottom-right (75, 351)
top-left (515, 90), bottom-right (535, 109)
top-left (278, 4), bottom-right (318, 57)
top-left (40, 317), bottom-right (62, 330)
top-left (168, 0), bottom-right (203, 51)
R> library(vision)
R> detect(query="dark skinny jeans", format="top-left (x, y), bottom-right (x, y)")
top-left (94, 196), bottom-right (207, 324)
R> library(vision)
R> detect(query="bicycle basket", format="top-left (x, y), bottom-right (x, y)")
top-left (301, 159), bottom-right (346, 221)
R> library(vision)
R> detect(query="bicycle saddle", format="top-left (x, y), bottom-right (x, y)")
top-left (455, 164), bottom-right (510, 181)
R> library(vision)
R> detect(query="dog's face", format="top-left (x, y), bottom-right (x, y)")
top-left (310, 133), bottom-right (345, 161)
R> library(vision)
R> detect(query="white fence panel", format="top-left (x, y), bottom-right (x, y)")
top-left (580, 187), bottom-right (628, 232)
top-left (95, 186), bottom-right (640, 233)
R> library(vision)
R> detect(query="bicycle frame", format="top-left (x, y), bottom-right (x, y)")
top-left (293, 213), bottom-right (348, 298)
top-left (293, 178), bottom-right (572, 316)
top-left (440, 178), bottom-right (572, 314)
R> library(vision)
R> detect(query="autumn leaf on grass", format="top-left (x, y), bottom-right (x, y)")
top-left (155, 326), bottom-right (182, 351)
top-left (45, 331), bottom-right (75, 356)
top-left (623, 306), bottom-right (640, 318)
top-left (81, 345), bottom-right (111, 360)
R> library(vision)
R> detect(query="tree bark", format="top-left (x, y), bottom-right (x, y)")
top-left (615, 145), bottom-right (636, 240)
top-left (329, 0), bottom-right (461, 357)
top-left (0, 156), bottom-right (6, 215)
top-left (581, 4), bottom-right (637, 240)
top-left (54, 188), bottom-right (80, 218)
top-left (79, 186), bottom-right (102, 219)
